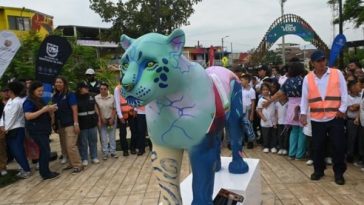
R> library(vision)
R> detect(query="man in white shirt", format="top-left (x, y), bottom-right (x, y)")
top-left (300, 50), bottom-right (348, 185)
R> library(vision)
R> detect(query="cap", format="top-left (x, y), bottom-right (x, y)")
top-left (77, 82), bottom-right (89, 89)
top-left (85, 68), bottom-right (95, 75)
top-left (310, 50), bottom-right (325, 62)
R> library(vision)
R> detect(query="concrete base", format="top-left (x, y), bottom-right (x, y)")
top-left (180, 157), bottom-right (261, 205)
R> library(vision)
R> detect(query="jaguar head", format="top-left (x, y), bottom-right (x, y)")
top-left (119, 29), bottom-right (186, 107)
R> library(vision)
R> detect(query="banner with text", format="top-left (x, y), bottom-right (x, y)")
top-left (0, 31), bottom-right (21, 78)
top-left (35, 35), bottom-right (72, 83)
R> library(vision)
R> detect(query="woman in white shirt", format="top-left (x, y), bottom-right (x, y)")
top-left (0, 81), bottom-right (31, 178)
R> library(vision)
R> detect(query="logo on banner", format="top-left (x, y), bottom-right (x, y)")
top-left (46, 43), bottom-right (59, 58)
top-left (281, 24), bottom-right (296, 32)
top-left (4, 40), bottom-right (12, 47)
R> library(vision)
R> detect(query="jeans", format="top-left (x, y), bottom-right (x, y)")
top-left (261, 127), bottom-right (277, 149)
top-left (6, 128), bottom-right (30, 172)
top-left (119, 117), bottom-right (137, 152)
top-left (346, 119), bottom-right (360, 159)
top-left (30, 134), bottom-right (52, 178)
top-left (311, 118), bottom-right (347, 176)
top-left (288, 126), bottom-right (306, 159)
top-left (0, 130), bottom-right (7, 170)
top-left (100, 124), bottom-right (116, 154)
top-left (136, 114), bottom-right (147, 152)
top-left (79, 127), bottom-right (98, 161)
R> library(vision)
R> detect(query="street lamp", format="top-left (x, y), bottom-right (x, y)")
top-left (221, 35), bottom-right (229, 62)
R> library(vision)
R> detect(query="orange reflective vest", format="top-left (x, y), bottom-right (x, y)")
top-left (118, 85), bottom-right (135, 119)
top-left (307, 68), bottom-right (341, 120)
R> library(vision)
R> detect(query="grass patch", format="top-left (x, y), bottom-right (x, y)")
top-left (0, 170), bottom-right (22, 188)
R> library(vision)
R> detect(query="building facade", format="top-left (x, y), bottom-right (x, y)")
top-left (0, 6), bottom-right (53, 39)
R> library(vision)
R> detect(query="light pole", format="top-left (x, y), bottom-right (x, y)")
top-left (280, 0), bottom-right (287, 65)
top-left (221, 35), bottom-right (229, 63)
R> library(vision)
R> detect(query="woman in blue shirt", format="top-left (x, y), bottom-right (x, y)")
top-left (23, 81), bottom-right (60, 180)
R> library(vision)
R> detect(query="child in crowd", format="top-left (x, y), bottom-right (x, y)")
top-left (241, 74), bottom-right (256, 148)
top-left (256, 83), bottom-right (277, 153)
top-left (354, 80), bottom-right (364, 172)
top-left (276, 95), bottom-right (288, 155)
top-left (346, 80), bottom-right (362, 163)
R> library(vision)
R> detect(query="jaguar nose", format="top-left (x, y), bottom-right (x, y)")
top-left (122, 83), bottom-right (135, 92)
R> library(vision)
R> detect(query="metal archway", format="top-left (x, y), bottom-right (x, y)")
top-left (250, 14), bottom-right (329, 64)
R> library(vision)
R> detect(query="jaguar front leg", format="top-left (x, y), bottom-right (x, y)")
top-left (151, 144), bottom-right (184, 205)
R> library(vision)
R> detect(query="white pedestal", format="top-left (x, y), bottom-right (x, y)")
top-left (180, 157), bottom-right (261, 205)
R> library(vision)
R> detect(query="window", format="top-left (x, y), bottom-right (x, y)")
top-left (8, 16), bottom-right (31, 31)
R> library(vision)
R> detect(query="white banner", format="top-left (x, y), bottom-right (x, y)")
top-left (0, 31), bottom-right (21, 78)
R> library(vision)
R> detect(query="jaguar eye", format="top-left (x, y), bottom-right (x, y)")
top-left (146, 61), bottom-right (156, 69)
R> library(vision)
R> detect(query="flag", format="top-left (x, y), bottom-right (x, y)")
top-left (0, 31), bottom-right (21, 78)
top-left (328, 34), bottom-right (346, 68)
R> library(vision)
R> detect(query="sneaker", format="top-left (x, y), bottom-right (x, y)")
top-left (289, 156), bottom-right (295, 160)
top-left (263, 148), bottom-right (269, 153)
top-left (62, 166), bottom-right (73, 171)
top-left (111, 153), bottom-right (118, 158)
top-left (0, 170), bottom-right (8, 176)
top-left (130, 150), bottom-right (137, 155)
top-left (137, 151), bottom-right (145, 156)
top-left (295, 158), bottom-right (304, 161)
top-left (361, 168), bottom-right (364, 172)
top-left (61, 157), bottom-right (68, 164)
top-left (43, 172), bottom-right (60, 181)
top-left (335, 175), bottom-right (345, 185)
top-left (123, 151), bottom-right (129, 157)
top-left (325, 157), bottom-right (332, 165)
top-left (306, 160), bottom-right (314, 166)
top-left (271, 148), bottom-right (277, 153)
top-left (92, 159), bottom-right (100, 164)
top-left (277, 150), bottom-right (283, 155)
top-left (310, 172), bottom-right (324, 181)
top-left (354, 161), bottom-right (363, 167)
top-left (282, 150), bottom-right (288, 155)
top-left (17, 171), bottom-right (31, 179)
top-left (82, 160), bottom-right (88, 166)
top-left (72, 167), bottom-right (83, 174)
top-left (103, 154), bottom-right (108, 160)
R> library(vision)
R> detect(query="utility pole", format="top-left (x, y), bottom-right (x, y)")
top-left (339, 0), bottom-right (344, 70)
top-left (156, 0), bottom-right (161, 33)
top-left (281, 0), bottom-right (286, 65)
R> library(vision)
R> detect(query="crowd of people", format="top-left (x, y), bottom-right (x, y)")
top-left (0, 50), bottom-right (363, 186)
top-left (0, 68), bottom-right (150, 180)
top-left (238, 50), bottom-right (364, 185)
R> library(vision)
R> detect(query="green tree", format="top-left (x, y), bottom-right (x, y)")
top-left (89, 0), bottom-right (202, 40)
top-left (261, 50), bottom-right (283, 65)
top-left (1, 32), bottom-right (102, 90)
top-left (328, 0), bottom-right (364, 28)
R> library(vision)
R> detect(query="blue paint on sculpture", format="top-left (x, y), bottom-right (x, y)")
top-left (119, 29), bottom-right (254, 205)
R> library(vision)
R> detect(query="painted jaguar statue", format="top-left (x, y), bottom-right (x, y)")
top-left (120, 29), bottom-right (253, 205)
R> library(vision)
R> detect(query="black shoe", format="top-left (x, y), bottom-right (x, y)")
top-left (247, 142), bottom-right (254, 149)
top-left (72, 167), bottom-right (83, 174)
top-left (227, 144), bottom-right (231, 150)
top-left (346, 156), bottom-right (354, 163)
top-left (310, 172), bottom-right (324, 181)
top-left (123, 151), bottom-right (129, 157)
top-left (335, 176), bottom-right (345, 185)
top-left (43, 172), bottom-right (60, 180)
top-left (137, 151), bottom-right (145, 156)
top-left (130, 150), bottom-right (137, 155)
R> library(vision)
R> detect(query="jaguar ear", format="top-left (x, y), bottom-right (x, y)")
top-left (167, 29), bottom-right (185, 55)
top-left (120, 34), bottom-right (135, 50)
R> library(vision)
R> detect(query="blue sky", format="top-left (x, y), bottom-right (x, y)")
top-left (1, 0), bottom-right (363, 52)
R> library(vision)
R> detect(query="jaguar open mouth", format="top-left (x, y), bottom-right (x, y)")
top-left (126, 96), bottom-right (144, 107)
